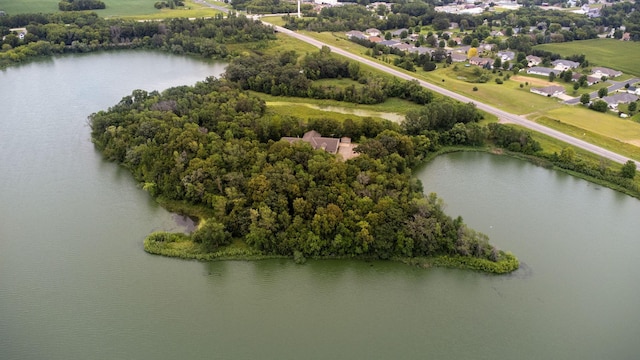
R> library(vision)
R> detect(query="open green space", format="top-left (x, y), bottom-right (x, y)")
top-left (535, 39), bottom-right (640, 77)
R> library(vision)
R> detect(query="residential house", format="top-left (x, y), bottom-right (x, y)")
top-left (469, 56), bottom-right (492, 68)
top-left (281, 131), bottom-right (346, 154)
top-left (490, 30), bottom-right (504, 37)
top-left (478, 43), bottom-right (495, 53)
top-left (602, 93), bottom-right (638, 109)
top-left (392, 43), bottom-right (413, 52)
top-left (530, 85), bottom-right (566, 97)
top-left (526, 55), bottom-right (542, 67)
top-left (368, 36), bottom-right (383, 43)
top-left (571, 73), bottom-right (600, 86)
top-left (390, 28), bottom-right (408, 38)
top-left (527, 66), bottom-right (555, 77)
top-left (379, 39), bottom-right (400, 47)
top-left (551, 59), bottom-right (579, 71)
top-left (451, 53), bottom-right (468, 62)
top-left (497, 50), bottom-right (515, 61)
top-left (365, 28), bottom-right (382, 37)
top-left (407, 46), bottom-right (434, 55)
top-left (346, 30), bottom-right (367, 40)
top-left (591, 67), bottom-right (622, 79)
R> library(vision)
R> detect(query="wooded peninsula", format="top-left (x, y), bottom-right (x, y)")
top-left (4, 10), bottom-right (637, 273)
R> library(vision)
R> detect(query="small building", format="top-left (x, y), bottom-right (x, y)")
top-left (591, 67), bottom-right (622, 79)
top-left (530, 85), bottom-right (566, 97)
top-left (379, 39), bottom-right (400, 47)
top-left (390, 28), bottom-right (408, 38)
top-left (368, 36), bottom-right (383, 43)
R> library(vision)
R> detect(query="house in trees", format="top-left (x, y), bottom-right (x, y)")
top-left (469, 56), bottom-right (492, 68)
top-left (365, 28), bottom-right (382, 37)
top-left (281, 131), bottom-right (345, 154)
top-left (571, 73), bottom-right (600, 86)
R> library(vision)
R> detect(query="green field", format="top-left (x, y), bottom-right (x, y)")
top-left (535, 39), bottom-right (640, 77)
top-left (0, 0), bottom-right (220, 18)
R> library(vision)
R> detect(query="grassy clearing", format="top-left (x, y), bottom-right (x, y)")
top-left (253, 92), bottom-right (422, 121)
top-left (533, 114), bottom-right (640, 161)
top-left (0, 0), bottom-right (58, 14)
top-left (534, 39), bottom-right (640, 77)
top-left (118, 0), bottom-right (221, 20)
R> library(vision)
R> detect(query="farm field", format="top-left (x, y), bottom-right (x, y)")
top-left (0, 0), bottom-right (219, 18)
top-left (535, 39), bottom-right (640, 77)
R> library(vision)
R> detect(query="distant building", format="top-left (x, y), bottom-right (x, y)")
top-left (526, 55), bottom-right (542, 67)
top-left (551, 59), bottom-right (580, 71)
top-left (527, 66), bottom-right (555, 77)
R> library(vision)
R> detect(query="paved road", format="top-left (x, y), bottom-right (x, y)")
top-left (564, 78), bottom-right (640, 105)
top-left (269, 25), bottom-right (639, 166)
top-left (200, 2), bottom-right (638, 167)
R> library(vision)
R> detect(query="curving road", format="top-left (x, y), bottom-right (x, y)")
top-left (268, 25), bottom-right (639, 166)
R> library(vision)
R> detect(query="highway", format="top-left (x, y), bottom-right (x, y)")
top-left (270, 25), bottom-right (639, 166)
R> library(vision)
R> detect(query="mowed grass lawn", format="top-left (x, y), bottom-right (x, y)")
top-left (535, 39), bottom-right (640, 77)
top-left (0, 0), bottom-right (219, 18)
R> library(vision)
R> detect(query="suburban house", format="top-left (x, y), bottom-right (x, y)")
top-left (551, 59), bottom-right (580, 71)
top-left (602, 93), bottom-right (639, 109)
top-left (469, 56), bottom-right (492, 67)
top-left (392, 43), bottom-right (413, 51)
top-left (527, 66), bottom-right (555, 77)
top-left (379, 39), bottom-right (400, 47)
top-left (591, 67), bottom-right (622, 79)
top-left (451, 53), bottom-right (468, 62)
top-left (390, 28), bottom-right (408, 37)
top-left (530, 85), bottom-right (566, 97)
top-left (407, 46), bottom-right (434, 55)
top-left (368, 36), bottom-right (383, 43)
top-left (571, 73), bottom-right (600, 86)
top-left (346, 30), bottom-right (367, 40)
top-left (497, 50), bottom-right (515, 61)
top-left (365, 28), bottom-right (382, 37)
top-left (526, 55), bottom-right (541, 67)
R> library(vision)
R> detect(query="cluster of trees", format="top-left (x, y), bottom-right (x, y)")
top-left (154, 0), bottom-right (185, 10)
top-left (0, 13), bottom-right (275, 68)
top-left (225, 47), bottom-right (434, 105)
top-left (90, 77), bottom-right (505, 262)
top-left (58, 0), bottom-right (105, 11)
top-left (231, 0), bottom-right (313, 14)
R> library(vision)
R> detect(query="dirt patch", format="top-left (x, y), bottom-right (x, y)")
top-left (511, 75), bottom-right (557, 87)
top-left (624, 139), bottom-right (640, 147)
top-left (338, 143), bottom-right (359, 161)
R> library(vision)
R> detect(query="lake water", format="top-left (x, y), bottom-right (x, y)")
top-left (1, 52), bottom-right (640, 359)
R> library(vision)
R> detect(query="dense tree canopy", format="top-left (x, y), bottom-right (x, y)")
top-left (90, 71), bottom-right (504, 263)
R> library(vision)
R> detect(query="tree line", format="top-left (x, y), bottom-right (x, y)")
top-left (0, 12), bottom-right (275, 68)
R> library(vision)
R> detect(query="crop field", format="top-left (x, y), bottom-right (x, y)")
top-left (0, 0), bottom-right (219, 18)
top-left (534, 39), bottom-right (640, 77)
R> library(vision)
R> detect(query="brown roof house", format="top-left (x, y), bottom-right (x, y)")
top-left (281, 130), bottom-right (344, 154)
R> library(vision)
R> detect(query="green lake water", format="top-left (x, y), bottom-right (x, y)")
top-left (1, 52), bottom-right (639, 359)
